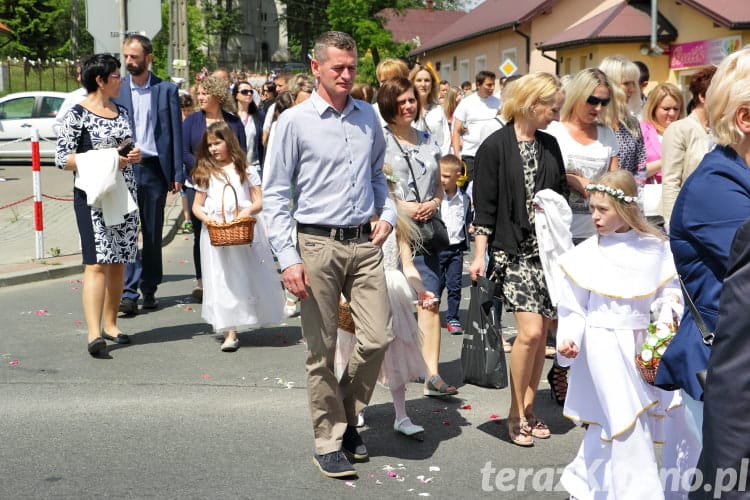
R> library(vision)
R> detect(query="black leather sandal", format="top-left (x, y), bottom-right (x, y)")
top-left (547, 363), bottom-right (568, 406)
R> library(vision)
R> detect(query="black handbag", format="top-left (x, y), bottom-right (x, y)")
top-left (461, 277), bottom-right (508, 389)
top-left (389, 129), bottom-right (450, 254)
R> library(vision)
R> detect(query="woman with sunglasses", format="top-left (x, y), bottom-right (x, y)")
top-left (233, 81), bottom-right (263, 168)
top-left (546, 68), bottom-right (619, 245)
top-left (544, 68), bottom-right (619, 407)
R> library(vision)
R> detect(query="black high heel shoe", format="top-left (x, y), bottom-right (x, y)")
top-left (101, 331), bottom-right (130, 344)
top-left (547, 362), bottom-right (569, 406)
top-left (87, 337), bottom-right (107, 357)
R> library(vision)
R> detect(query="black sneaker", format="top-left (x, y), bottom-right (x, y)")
top-left (342, 425), bottom-right (368, 461)
top-left (312, 450), bottom-right (356, 478)
top-left (142, 293), bottom-right (158, 310)
top-left (119, 298), bottom-right (138, 316)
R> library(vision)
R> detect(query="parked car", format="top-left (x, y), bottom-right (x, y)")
top-left (0, 91), bottom-right (68, 165)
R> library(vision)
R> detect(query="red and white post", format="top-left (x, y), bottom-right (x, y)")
top-left (30, 129), bottom-right (44, 259)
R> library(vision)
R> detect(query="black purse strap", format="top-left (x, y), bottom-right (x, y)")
top-left (679, 276), bottom-right (715, 346)
top-left (387, 127), bottom-right (423, 203)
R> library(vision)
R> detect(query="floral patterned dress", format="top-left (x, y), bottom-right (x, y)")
top-left (55, 104), bottom-right (138, 264)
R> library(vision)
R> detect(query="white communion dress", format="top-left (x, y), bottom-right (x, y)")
top-left (198, 165), bottom-right (284, 332)
top-left (336, 230), bottom-right (426, 388)
top-left (556, 230), bottom-right (687, 500)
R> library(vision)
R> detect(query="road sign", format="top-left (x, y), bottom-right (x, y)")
top-left (86, 0), bottom-right (162, 54)
top-left (499, 58), bottom-right (518, 77)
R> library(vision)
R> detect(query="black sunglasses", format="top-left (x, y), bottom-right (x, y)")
top-left (586, 95), bottom-right (610, 107)
top-left (238, 89), bottom-right (253, 96)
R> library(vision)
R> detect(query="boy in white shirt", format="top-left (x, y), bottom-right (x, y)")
top-left (438, 155), bottom-right (471, 334)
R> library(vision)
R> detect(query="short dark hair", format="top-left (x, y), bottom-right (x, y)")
top-left (461, 80), bottom-right (472, 89)
top-left (633, 60), bottom-right (650, 85)
top-left (314, 31), bottom-right (357, 62)
top-left (689, 66), bottom-right (717, 100)
top-left (376, 77), bottom-right (421, 125)
top-left (475, 70), bottom-right (496, 86)
top-left (123, 34), bottom-right (153, 55)
top-left (80, 53), bottom-right (121, 93)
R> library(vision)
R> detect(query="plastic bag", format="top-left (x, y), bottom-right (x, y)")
top-left (461, 277), bottom-right (508, 389)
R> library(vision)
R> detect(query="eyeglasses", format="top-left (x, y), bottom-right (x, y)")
top-left (238, 89), bottom-right (253, 96)
top-left (586, 95), bottom-right (610, 107)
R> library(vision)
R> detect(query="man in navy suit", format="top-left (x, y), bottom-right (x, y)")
top-left (116, 34), bottom-right (183, 314)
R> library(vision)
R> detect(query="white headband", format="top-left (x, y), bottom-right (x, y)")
top-left (585, 183), bottom-right (637, 203)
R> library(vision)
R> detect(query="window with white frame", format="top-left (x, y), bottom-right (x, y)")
top-left (475, 55), bottom-right (486, 74)
top-left (458, 59), bottom-right (470, 85)
top-left (501, 48), bottom-right (517, 66)
top-left (440, 64), bottom-right (452, 84)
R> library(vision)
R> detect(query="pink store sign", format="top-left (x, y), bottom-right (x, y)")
top-left (670, 36), bottom-right (743, 69)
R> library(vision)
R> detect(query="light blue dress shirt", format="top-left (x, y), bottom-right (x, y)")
top-left (130, 74), bottom-right (158, 158)
top-left (263, 91), bottom-right (396, 270)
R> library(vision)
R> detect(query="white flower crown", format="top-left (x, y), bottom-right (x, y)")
top-left (585, 183), bottom-right (637, 203)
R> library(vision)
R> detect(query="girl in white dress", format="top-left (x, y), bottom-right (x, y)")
top-left (191, 122), bottom-right (284, 351)
top-left (336, 166), bottom-right (433, 440)
top-left (556, 170), bottom-right (685, 499)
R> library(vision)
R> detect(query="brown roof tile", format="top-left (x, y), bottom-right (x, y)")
top-left (380, 8), bottom-right (467, 45)
top-left (676, 0), bottom-right (750, 29)
top-left (410, 0), bottom-right (558, 55)
top-left (537, 1), bottom-right (676, 51)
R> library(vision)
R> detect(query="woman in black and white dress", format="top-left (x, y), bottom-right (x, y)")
top-left (56, 53), bottom-right (141, 357)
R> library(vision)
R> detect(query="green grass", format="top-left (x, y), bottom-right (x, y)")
top-left (1, 61), bottom-right (79, 96)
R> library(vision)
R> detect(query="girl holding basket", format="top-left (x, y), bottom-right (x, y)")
top-left (191, 122), bottom-right (284, 351)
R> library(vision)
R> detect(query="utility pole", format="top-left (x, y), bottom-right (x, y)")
top-left (71, 0), bottom-right (79, 60)
top-left (169, 0), bottom-right (189, 85)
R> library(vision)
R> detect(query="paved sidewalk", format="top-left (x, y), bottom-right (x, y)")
top-left (0, 191), bottom-right (185, 287)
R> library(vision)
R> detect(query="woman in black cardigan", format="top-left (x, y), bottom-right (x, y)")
top-left (469, 72), bottom-right (567, 447)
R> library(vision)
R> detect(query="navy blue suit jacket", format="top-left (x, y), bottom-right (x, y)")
top-left (114, 73), bottom-right (184, 186)
top-left (657, 145), bottom-right (750, 400)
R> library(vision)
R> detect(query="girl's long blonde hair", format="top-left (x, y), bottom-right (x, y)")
top-left (590, 170), bottom-right (665, 240)
top-left (382, 164), bottom-right (423, 253)
top-left (191, 121), bottom-right (248, 189)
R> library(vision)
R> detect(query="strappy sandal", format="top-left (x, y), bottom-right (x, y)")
top-left (526, 416), bottom-right (551, 439)
top-left (507, 417), bottom-right (533, 447)
top-left (424, 375), bottom-right (458, 397)
top-left (547, 362), bottom-right (569, 406)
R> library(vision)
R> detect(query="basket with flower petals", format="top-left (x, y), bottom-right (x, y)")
top-left (636, 321), bottom-right (677, 385)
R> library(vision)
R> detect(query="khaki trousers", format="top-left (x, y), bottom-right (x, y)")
top-left (297, 231), bottom-right (393, 454)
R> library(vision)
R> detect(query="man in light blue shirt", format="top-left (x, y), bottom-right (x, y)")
top-left (263, 31), bottom-right (395, 479)
top-left (115, 34), bottom-right (183, 314)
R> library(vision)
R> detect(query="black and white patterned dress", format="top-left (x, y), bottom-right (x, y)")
top-left (56, 104), bottom-right (138, 264)
top-left (478, 139), bottom-right (556, 319)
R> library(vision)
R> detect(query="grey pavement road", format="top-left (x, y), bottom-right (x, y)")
top-left (0, 232), bottom-right (582, 499)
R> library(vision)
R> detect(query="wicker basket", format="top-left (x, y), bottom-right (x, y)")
top-left (635, 354), bottom-right (658, 385)
top-left (338, 300), bottom-right (356, 334)
top-left (205, 183), bottom-right (256, 247)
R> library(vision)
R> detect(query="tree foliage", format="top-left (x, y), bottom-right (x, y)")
top-left (325, 0), bottom-right (422, 79)
top-left (280, 0), bottom-right (329, 62)
top-left (202, 0), bottom-right (243, 66)
top-left (152, 0), bottom-right (209, 80)
top-left (0, 0), bottom-right (92, 59)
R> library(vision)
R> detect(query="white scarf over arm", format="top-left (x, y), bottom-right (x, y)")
top-left (73, 148), bottom-right (137, 226)
top-left (533, 189), bottom-right (573, 306)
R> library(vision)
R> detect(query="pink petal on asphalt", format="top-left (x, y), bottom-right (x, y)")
top-left (489, 413), bottom-right (499, 419)
top-left (461, 404), bottom-right (472, 410)
top-left (442, 419), bottom-right (450, 425)
top-left (431, 409), bottom-right (441, 413)
top-left (344, 481), bottom-right (356, 488)
top-left (387, 471), bottom-right (397, 478)
top-left (9, 360), bottom-right (19, 365)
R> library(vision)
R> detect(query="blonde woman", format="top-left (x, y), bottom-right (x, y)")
top-left (598, 56), bottom-right (647, 184)
top-left (469, 72), bottom-right (567, 446)
top-left (640, 83), bottom-right (685, 180)
top-left (410, 63), bottom-right (451, 155)
top-left (661, 47), bottom-right (750, 495)
top-left (546, 68), bottom-right (619, 243)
